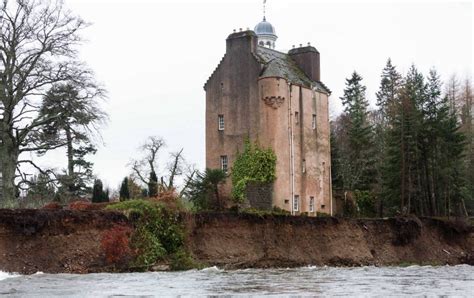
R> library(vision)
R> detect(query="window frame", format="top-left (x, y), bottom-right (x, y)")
top-left (220, 155), bottom-right (228, 173)
top-left (309, 196), bottom-right (315, 212)
top-left (293, 195), bottom-right (299, 212)
top-left (218, 114), bottom-right (224, 131)
top-left (312, 114), bottom-right (316, 129)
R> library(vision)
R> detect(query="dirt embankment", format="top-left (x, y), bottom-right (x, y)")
top-left (185, 213), bottom-right (474, 268)
top-left (0, 209), bottom-right (472, 274)
top-left (0, 209), bottom-right (130, 274)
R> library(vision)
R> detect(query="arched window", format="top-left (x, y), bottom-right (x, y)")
top-left (266, 41), bottom-right (271, 47)
top-left (259, 41), bottom-right (264, 46)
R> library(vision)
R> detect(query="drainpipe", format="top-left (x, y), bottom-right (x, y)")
top-left (288, 82), bottom-right (295, 215)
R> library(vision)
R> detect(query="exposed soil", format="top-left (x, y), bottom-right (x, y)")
top-left (185, 213), bottom-right (474, 269)
top-left (0, 209), bottom-right (472, 274)
top-left (0, 209), bottom-right (130, 274)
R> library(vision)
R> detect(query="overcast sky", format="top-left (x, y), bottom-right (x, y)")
top-left (36, 0), bottom-right (472, 191)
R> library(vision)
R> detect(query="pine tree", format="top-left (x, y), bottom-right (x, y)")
top-left (119, 177), bottom-right (130, 201)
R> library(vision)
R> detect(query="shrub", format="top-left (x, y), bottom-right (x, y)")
top-left (106, 199), bottom-right (185, 268)
top-left (42, 202), bottom-right (62, 210)
top-left (68, 201), bottom-right (92, 210)
top-left (101, 225), bottom-right (132, 265)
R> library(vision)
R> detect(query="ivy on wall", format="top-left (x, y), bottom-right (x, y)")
top-left (231, 140), bottom-right (277, 202)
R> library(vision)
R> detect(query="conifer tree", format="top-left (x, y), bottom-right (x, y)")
top-left (92, 179), bottom-right (108, 203)
top-left (376, 58), bottom-right (403, 125)
top-left (148, 171), bottom-right (158, 197)
top-left (374, 59), bottom-right (402, 215)
top-left (339, 72), bottom-right (375, 191)
top-left (119, 177), bottom-right (130, 201)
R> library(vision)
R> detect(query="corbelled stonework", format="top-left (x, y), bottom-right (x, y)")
top-left (263, 95), bottom-right (285, 109)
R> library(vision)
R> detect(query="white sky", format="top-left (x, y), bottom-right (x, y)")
top-left (37, 0), bottom-right (473, 190)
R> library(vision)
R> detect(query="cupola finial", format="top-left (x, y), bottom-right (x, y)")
top-left (263, 0), bottom-right (266, 20)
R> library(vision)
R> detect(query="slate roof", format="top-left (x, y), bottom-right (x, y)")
top-left (255, 46), bottom-right (331, 94)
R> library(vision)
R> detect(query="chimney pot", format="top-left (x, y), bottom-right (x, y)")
top-left (233, 29), bottom-right (236, 33)
top-left (239, 28), bottom-right (242, 31)
top-left (299, 43), bottom-right (302, 47)
top-left (308, 42), bottom-right (311, 46)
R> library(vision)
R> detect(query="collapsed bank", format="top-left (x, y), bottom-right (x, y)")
top-left (0, 208), bottom-right (472, 274)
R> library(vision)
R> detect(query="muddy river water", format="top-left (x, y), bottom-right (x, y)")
top-left (0, 265), bottom-right (473, 296)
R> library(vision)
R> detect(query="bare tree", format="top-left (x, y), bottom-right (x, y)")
top-left (130, 136), bottom-right (194, 197)
top-left (130, 136), bottom-right (165, 196)
top-left (0, 0), bottom-right (98, 206)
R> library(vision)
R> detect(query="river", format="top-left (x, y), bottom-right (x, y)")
top-left (0, 265), bottom-right (472, 297)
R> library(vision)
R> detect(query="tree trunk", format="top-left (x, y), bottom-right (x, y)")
top-left (0, 128), bottom-right (19, 207)
top-left (65, 127), bottom-right (74, 177)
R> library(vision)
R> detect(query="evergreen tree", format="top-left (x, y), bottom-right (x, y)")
top-left (339, 72), bottom-right (375, 191)
top-left (119, 177), bottom-right (130, 201)
top-left (38, 83), bottom-right (105, 200)
top-left (374, 59), bottom-right (403, 215)
top-left (148, 171), bottom-right (158, 197)
top-left (92, 179), bottom-right (108, 203)
top-left (376, 58), bottom-right (403, 125)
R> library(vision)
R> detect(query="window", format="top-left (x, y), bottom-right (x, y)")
top-left (312, 114), bottom-right (316, 129)
top-left (309, 197), bottom-right (315, 212)
top-left (321, 204), bottom-right (325, 209)
top-left (220, 155), bottom-right (228, 173)
top-left (295, 111), bottom-right (299, 124)
top-left (293, 195), bottom-right (299, 212)
top-left (218, 115), bottom-right (224, 131)
top-left (302, 159), bottom-right (306, 173)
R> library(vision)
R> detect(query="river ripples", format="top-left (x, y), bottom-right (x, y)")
top-left (0, 265), bottom-right (472, 297)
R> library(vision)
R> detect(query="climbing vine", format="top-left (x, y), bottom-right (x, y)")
top-left (231, 140), bottom-right (277, 202)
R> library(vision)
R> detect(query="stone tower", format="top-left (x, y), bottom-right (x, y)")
top-left (204, 19), bottom-right (333, 216)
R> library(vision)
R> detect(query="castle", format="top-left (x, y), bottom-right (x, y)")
top-left (204, 16), bottom-right (333, 215)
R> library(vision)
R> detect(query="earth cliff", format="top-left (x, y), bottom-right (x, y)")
top-left (0, 209), bottom-right (472, 274)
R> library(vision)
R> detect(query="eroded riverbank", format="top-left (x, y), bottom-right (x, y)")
top-left (0, 208), bottom-right (472, 273)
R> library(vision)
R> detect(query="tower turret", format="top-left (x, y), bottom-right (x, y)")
top-left (254, 17), bottom-right (277, 49)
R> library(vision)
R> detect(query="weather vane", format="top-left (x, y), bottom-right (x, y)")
top-left (263, 0), bottom-right (266, 20)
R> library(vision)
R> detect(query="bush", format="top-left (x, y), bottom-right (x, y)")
top-left (106, 199), bottom-right (186, 268)
top-left (101, 225), bottom-right (132, 265)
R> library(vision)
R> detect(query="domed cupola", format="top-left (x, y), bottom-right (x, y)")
top-left (254, 17), bottom-right (277, 49)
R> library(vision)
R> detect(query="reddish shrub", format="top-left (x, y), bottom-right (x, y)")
top-left (42, 202), bottom-right (62, 210)
top-left (101, 225), bottom-right (132, 264)
top-left (68, 201), bottom-right (92, 210)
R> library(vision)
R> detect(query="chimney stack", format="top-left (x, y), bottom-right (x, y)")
top-left (226, 30), bottom-right (258, 55)
top-left (288, 45), bottom-right (320, 82)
